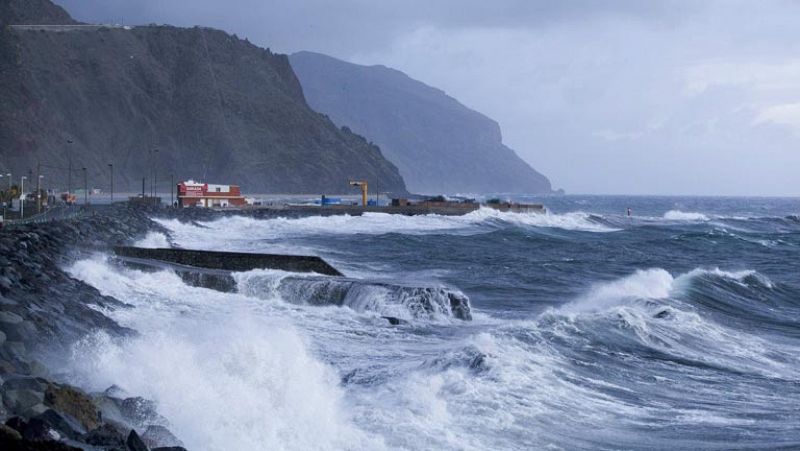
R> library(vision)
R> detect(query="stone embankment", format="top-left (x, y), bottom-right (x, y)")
top-left (0, 204), bottom-right (187, 450)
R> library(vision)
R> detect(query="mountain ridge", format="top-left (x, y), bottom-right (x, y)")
top-left (0, 1), bottom-right (407, 195)
top-left (290, 51), bottom-right (552, 195)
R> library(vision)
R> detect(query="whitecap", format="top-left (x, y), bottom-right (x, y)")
top-left (663, 210), bottom-right (710, 221)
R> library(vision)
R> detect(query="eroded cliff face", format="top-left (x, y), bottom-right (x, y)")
top-left (290, 51), bottom-right (552, 195)
top-left (0, 2), bottom-right (406, 195)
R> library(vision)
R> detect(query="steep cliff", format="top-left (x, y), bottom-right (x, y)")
top-left (290, 51), bottom-right (552, 195)
top-left (0, 1), bottom-right (406, 195)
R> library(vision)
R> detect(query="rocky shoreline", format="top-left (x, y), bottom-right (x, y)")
top-left (0, 203), bottom-right (474, 449)
top-left (0, 205), bottom-right (188, 450)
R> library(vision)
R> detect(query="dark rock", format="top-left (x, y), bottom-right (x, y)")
top-left (0, 295), bottom-right (17, 306)
top-left (0, 361), bottom-right (16, 375)
top-left (44, 384), bottom-right (100, 431)
top-left (448, 292), bottom-right (473, 321)
top-left (20, 403), bottom-right (49, 418)
top-left (120, 397), bottom-right (164, 427)
top-left (126, 429), bottom-right (149, 451)
top-left (1, 321), bottom-right (37, 342)
top-left (104, 385), bottom-right (128, 398)
top-left (0, 423), bottom-right (22, 440)
top-left (5, 416), bottom-right (28, 434)
top-left (0, 312), bottom-right (23, 325)
top-left (381, 316), bottom-right (404, 326)
top-left (82, 422), bottom-right (127, 447)
top-left (92, 394), bottom-right (125, 424)
top-left (3, 388), bottom-right (45, 412)
top-left (33, 409), bottom-right (86, 440)
top-left (26, 362), bottom-right (49, 379)
top-left (2, 342), bottom-right (28, 361)
top-left (20, 417), bottom-right (57, 441)
top-left (141, 425), bottom-right (183, 448)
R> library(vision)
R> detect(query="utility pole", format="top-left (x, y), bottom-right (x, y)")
top-left (142, 177), bottom-right (145, 198)
top-left (67, 139), bottom-right (73, 197)
top-left (37, 174), bottom-right (43, 214)
top-left (36, 163), bottom-right (41, 214)
top-left (4, 173), bottom-right (9, 217)
top-left (152, 147), bottom-right (159, 201)
top-left (170, 173), bottom-right (174, 207)
top-left (82, 167), bottom-right (87, 205)
top-left (108, 163), bottom-right (114, 203)
top-left (20, 176), bottom-right (26, 219)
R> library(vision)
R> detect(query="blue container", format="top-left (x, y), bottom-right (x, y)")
top-left (321, 196), bottom-right (342, 206)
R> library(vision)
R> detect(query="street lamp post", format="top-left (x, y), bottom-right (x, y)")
top-left (37, 174), bottom-right (43, 214)
top-left (67, 139), bottom-right (73, 196)
top-left (108, 163), bottom-right (114, 204)
top-left (4, 173), bottom-right (9, 218)
top-left (152, 148), bottom-right (159, 203)
top-left (20, 176), bottom-right (26, 220)
top-left (82, 167), bottom-right (88, 205)
top-left (0, 174), bottom-right (4, 221)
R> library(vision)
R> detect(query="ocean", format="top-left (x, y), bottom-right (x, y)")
top-left (63, 195), bottom-right (800, 450)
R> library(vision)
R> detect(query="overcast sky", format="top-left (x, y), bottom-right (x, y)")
top-left (58, 0), bottom-right (800, 195)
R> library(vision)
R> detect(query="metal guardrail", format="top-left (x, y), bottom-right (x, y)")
top-left (1, 205), bottom-right (86, 229)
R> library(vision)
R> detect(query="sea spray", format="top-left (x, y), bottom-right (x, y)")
top-left (663, 210), bottom-right (710, 221)
top-left (154, 208), bottom-right (618, 248)
top-left (66, 257), bottom-right (381, 451)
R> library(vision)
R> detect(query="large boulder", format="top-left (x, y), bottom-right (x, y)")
top-left (43, 384), bottom-right (100, 431)
top-left (82, 422), bottom-right (127, 448)
top-left (126, 429), bottom-right (150, 451)
top-left (142, 424), bottom-right (183, 448)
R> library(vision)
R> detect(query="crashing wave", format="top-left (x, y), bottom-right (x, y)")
top-left (154, 208), bottom-right (618, 245)
top-left (663, 210), bottom-right (710, 221)
top-left (560, 266), bottom-right (775, 314)
top-left (235, 270), bottom-right (472, 321)
top-left (134, 231), bottom-right (172, 249)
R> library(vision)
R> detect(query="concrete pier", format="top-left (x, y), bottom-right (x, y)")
top-left (113, 246), bottom-right (343, 276)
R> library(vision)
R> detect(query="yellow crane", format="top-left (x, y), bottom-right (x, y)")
top-left (349, 180), bottom-right (368, 207)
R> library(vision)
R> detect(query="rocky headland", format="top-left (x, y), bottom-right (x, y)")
top-left (290, 51), bottom-right (553, 195)
top-left (0, 0), bottom-right (407, 195)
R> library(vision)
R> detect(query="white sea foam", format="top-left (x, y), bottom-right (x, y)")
top-left (65, 256), bottom-right (380, 451)
top-left (560, 268), bottom-right (675, 314)
top-left (134, 231), bottom-right (171, 248)
top-left (153, 208), bottom-right (617, 248)
top-left (677, 267), bottom-right (774, 289)
top-left (560, 266), bottom-right (773, 314)
top-left (551, 267), bottom-right (799, 382)
top-left (663, 210), bottom-right (710, 221)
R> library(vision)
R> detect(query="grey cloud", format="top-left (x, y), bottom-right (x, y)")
top-left (54, 0), bottom-right (800, 195)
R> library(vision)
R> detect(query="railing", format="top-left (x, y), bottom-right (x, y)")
top-left (1, 205), bottom-right (86, 229)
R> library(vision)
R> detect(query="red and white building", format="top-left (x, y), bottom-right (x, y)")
top-left (177, 180), bottom-right (246, 208)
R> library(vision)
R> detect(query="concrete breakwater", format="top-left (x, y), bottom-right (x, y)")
top-left (113, 246), bottom-right (343, 276)
top-left (111, 247), bottom-right (472, 321)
